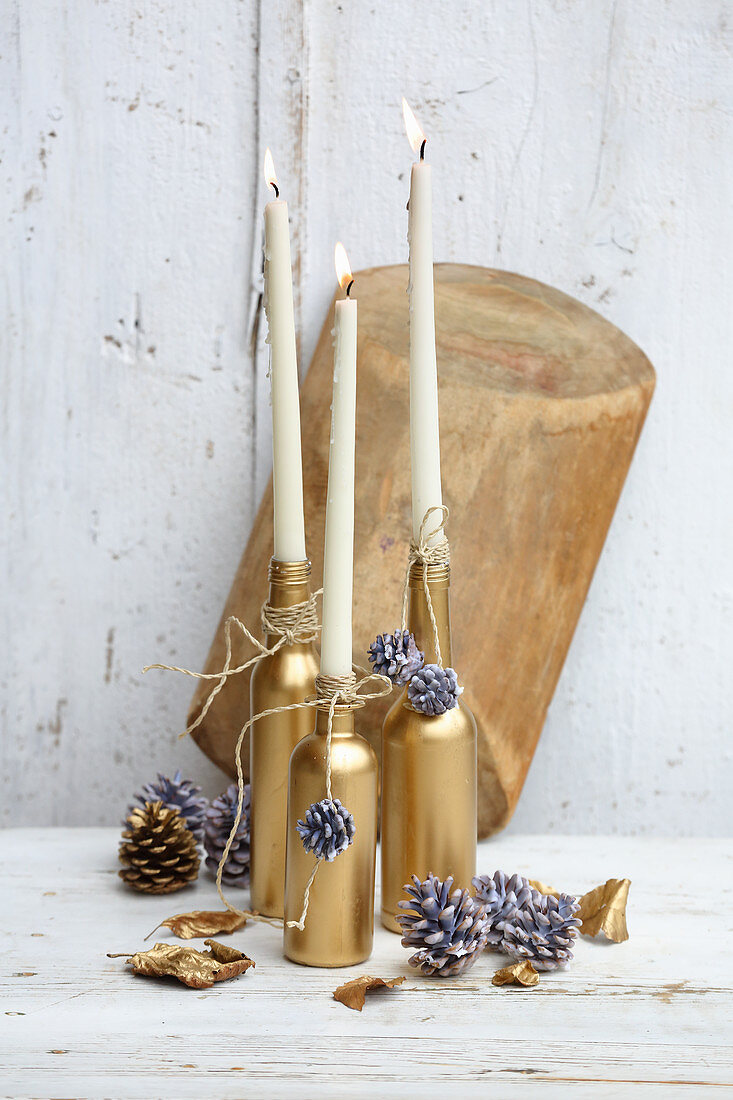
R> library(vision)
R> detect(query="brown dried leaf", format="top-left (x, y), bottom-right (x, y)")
top-left (577, 878), bottom-right (631, 942)
top-left (156, 910), bottom-right (248, 940)
top-left (492, 961), bottom-right (539, 987)
top-left (107, 939), bottom-right (254, 988)
top-left (333, 975), bottom-right (405, 1011)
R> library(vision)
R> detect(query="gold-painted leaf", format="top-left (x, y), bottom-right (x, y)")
top-left (333, 975), bottom-right (405, 1011)
top-left (492, 961), bottom-right (539, 987)
top-left (108, 939), bottom-right (254, 988)
top-left (577, 878), bottom-right (630, 942)
top-left (155, 910), bottom-right (248, 940)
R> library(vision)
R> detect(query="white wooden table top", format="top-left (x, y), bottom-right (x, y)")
top-left (2, 829), bottom-right (731, 1098)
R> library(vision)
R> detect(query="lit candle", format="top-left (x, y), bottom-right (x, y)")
top-left (263, 148), bottom-right (307, 562)
top-left (319, 243), bottom-right (357, 677)
top-left (403, 99), bottom-right (443, 546)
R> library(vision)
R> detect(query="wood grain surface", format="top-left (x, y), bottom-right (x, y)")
top-left (189, 264), bottom-right (655, 836)
top-left (2, 828), bottom-right (731, 1098)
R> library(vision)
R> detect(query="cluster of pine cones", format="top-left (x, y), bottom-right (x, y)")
top-left (368, 630), bottom-right (463, 716)
top-left (119, 771), bottom-right (250, 895)
top-left (397, 869), bottom-right (582, 976)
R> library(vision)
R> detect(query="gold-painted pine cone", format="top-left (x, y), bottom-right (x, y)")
top-left (119, 800), bottom-right (200, 894)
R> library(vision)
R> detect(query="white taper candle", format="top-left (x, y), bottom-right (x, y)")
top-left (320, 244), bottom-right (357, 678)
top-left (263, 149), bottom-right (307, 562)
top-left (404, 99), bottom-right (443, 546)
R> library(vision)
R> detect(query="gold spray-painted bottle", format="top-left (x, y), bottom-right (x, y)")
top-left (283, 699), bottom-right (378, 966)
top-left (249, 558), bottom-right (318, 918)
top-left (380, 558), bottom-right (477, 932)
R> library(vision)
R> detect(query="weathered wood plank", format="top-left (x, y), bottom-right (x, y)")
top-left (188, 264), bottom-right (655, 836)
top-left (1, 0), bottom-right (731, 842)
top-left (2, 830), bottom-right (732, 1096)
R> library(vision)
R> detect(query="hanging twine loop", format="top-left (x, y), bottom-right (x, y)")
top-left (145, 626), bottom-right (391, 933)
top-left (401, 505), bottom-right (450, 667)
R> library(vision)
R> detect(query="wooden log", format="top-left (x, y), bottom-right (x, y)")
top-left (188, 264), bottom-right (655, 837)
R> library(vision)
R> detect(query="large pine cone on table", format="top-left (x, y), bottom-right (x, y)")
top-left (397, 873), bottom-right (489, 977)
top-left (119, 801), bottom-right (200, 894)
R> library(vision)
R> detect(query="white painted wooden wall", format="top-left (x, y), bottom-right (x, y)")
top-left (3, 1), bottom-right (731, 834)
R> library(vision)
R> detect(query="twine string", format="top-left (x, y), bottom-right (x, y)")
top-left (400, 505), bottom-right (450, 667)
top-left (146, 625), bottom-right (390, 933)
top-left (214, 666), bottom-right (389, 932)
top-left (143, 591), bottom-right (322, 741)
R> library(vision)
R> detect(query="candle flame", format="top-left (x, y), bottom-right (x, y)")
top-left (334, 242), bottom-right (353, 290)
top-left (263, 147), bottom-right (278, 191)
top-left (402, 97), bottom-right (425, 155)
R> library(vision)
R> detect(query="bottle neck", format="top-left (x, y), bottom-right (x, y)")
top-left (313, 705), bottom-right (356, 738)
top-left (265, 558), bottom-right (312, 645)
top-left (407, 561), bottom-right (452, 667)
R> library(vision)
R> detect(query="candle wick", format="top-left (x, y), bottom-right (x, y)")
top-left (419, 139), bottom-right (426, 161)
top-left (346, 279), bottom-right (354, 298)
top-left (270, 181), bottom-right (280, 199)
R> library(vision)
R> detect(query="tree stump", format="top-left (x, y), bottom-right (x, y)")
top-left (188, 264), bottom-right (655, 837)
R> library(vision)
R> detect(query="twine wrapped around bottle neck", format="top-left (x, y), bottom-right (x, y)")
top-left (401, 505), bottom-right (450, 667)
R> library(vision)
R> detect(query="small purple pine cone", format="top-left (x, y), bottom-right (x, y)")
top-left (408, 663), bottom-right (463, 716)
top-left (501, 891), bottom-right (582, 971)
top-left (397, 873), bottom-right (489, 977)
top-left (296, 798), bottom-right (355, 862)
top-left (203, 783), bottom-right (250, 887)
top-left (472, 870), bottom-right (540, 946)
top-left (368, 629), bottom-right (424, 685)
top-left (127, 769), bottom-right (207, 843)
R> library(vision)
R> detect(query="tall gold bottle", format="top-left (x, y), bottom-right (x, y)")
top-left (380, 560), bottom-right (477, 932)
top-left (283, 704), bottom-right (378, 966)
top-left (249, 558), bottom-right (319, 918)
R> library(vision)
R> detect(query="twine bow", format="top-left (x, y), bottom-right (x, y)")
top-left (401, 505), bottom-right (450, 666)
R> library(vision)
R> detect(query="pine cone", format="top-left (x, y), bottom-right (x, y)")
top-left (397, 873), bottom-right (489, 977)
top-left (472, 870), bottom-right (539, 946)
top-left (501, 891), bottom-right (582, 971)
top-left (407, 664), bottom-right (463, 716)
top-left (204, 784), bottom-right (250, 887)
top-left (119, 801), bottom-right (200, 894)
top-left (296, 798), bottom-right (355, 862)
top-left (368, 630), bottom-right (424, 685)
top-left (128, 770), bottom-right (207, 842)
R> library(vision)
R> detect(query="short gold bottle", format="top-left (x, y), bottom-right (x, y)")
top-left (249, 558), bottom-right (319, 918)
top-left (283, 704), bottom-right (378, 966)
top-left (380, 560), bottom-right (477, 932)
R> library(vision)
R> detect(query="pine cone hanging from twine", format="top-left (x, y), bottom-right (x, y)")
top-left (128, 770), bottom-right (208, 842)
top-left (472, 870), bottom-right (538, 946)
top-left (397, 873), bottom-right (489, 977)
top-left (296, 798), bottom-right (355, 862)
top-left (501, 890), bottom-right (582, 971)
top-left (368, 630), bottom-right (424, 685)
top-left (203, 783), bottom-right (250, 887)
top-left (407, 664), bottom-right (463, 716)
top-left (119, 801), bottom-right (200, 894)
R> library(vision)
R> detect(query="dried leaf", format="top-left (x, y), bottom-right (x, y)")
top-left (333, 975), bottom-right (405, 1011)
top-left (155, 909), bottom-right (248, 940)
top-left (492, 961), bottom-right (539, 987)
top-left (107, 939), bottom-right (254, 988)
top-left (577, 878), bottom-right (630, 942)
